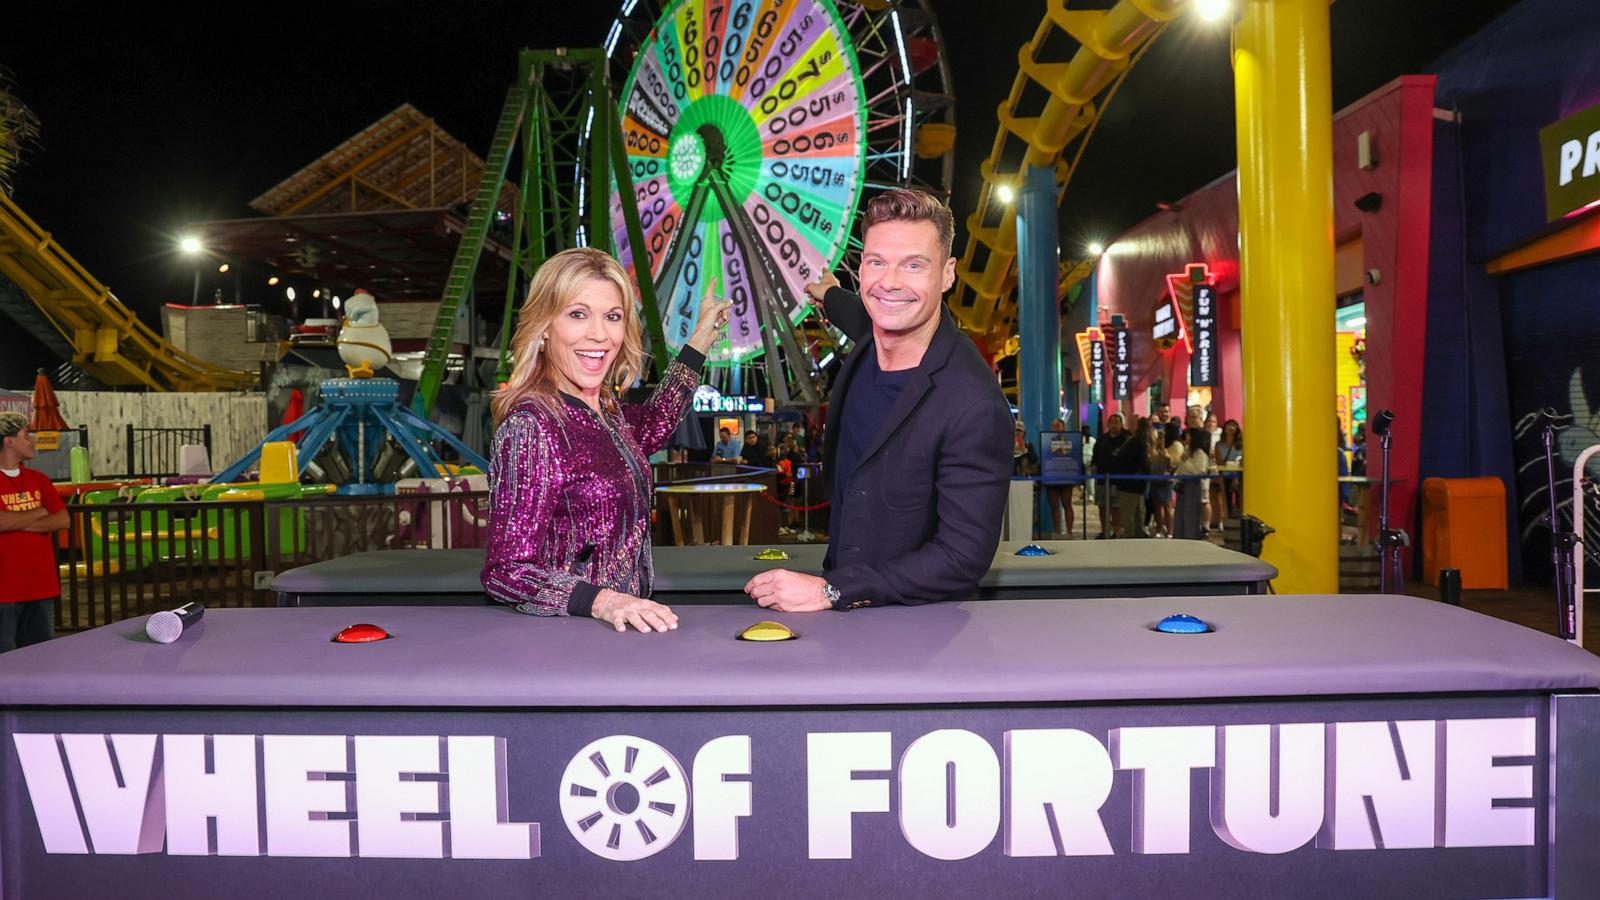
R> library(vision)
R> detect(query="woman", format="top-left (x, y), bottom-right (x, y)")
top-left (1174, 427), bottom-right (1213, 540)
top-left (1044, 418), bottom-right (1074, 538)
top-left (1012, 422), bottom-right (1039, 477)
top-left (481, 247), bottom-right (731, 633)
top-left (1213, 419), bottom-right (1242, 517)
top-left (1153, 420), bottom-right (1183, 538)
top-left (1204, 413), bottom-right (1224, 529)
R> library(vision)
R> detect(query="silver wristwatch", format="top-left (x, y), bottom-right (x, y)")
top-left (820, 580), bottom-right (842, 609)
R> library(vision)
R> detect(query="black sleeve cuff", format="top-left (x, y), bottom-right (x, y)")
top-left (568, 581), bottom-right (602, 617)
top-left (824, 568), bottom-right (877, 610)
top-left (675, 345), bottom-right (707, 374)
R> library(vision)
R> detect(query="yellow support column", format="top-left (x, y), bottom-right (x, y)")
top-left (1233, 0), bottom-right (1338, 594)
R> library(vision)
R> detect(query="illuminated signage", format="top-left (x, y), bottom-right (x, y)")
top-left (1152, 303), bottom-right (1178, 345)
top-left (692, 385), bottom-right (764, 415)
top-left (1111, 326), bottom-right (1132, 400)
top-left (1540, 102), bottom-right (1600, 221)
top-left (1089, 338), bottom-right (1106, 403)
top-left (1075, 327), bottom-right (1104, 404)
top-left (1190, 282), bottom-right (1219, 387)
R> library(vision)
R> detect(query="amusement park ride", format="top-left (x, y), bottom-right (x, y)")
top-left (214, 290), bottom-right (489, 494)
top-left (0, 0), bottom-right (1189, 497)
top-left (410, 0), bottom-right (959, 416)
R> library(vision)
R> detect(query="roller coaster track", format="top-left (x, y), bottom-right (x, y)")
top-left (0, 192), bottom-right (256, 392)
top-left (949, 0), bottom-right (1182, 348)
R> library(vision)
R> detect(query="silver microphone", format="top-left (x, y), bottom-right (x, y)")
top-left (146, 601), bottom-right (205, 644)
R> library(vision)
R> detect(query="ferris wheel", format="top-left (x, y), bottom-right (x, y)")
top-left (604, 0), bottom-right (953, 405)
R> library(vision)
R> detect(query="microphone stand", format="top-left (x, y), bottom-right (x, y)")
top-left (1544, 422), bottom-right (1580, 641)
top-left (1376, 426), bottom-right (1409, 593)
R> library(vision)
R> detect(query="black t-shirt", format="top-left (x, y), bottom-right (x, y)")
top-left (1090, 430), bottom-right (1128, 472)
top-left (830, 350), bottom-right (914, 542)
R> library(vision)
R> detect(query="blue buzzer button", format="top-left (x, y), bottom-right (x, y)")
top-left (1015, 544), bottom-right (1053, 557)
top-left (1153, 614), bottom-right (1214, 635)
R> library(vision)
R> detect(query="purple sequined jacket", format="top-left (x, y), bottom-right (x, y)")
top-left (481, 349), bottom-right (703, 616)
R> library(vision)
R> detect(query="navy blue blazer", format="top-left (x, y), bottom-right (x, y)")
top-left (820, 288), bottom-right (1014, 607)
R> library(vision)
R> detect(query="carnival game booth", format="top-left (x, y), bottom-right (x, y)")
top-left (0, 593), bottom-right (1596, 898)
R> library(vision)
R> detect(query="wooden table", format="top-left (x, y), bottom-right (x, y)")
top-left (656, 482), bottom-right (767, 546)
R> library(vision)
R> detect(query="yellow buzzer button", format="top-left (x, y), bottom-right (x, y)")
top-left (754, 548), bottom-right (791, 561)
top-left (738, 621), bottom-right (796, 642)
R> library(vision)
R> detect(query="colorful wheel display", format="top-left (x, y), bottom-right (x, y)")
top-left (609, 0), bottom-right (867, 365)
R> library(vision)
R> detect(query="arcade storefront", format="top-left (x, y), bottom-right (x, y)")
top-left (1080, 0), bottom-right (1600, 581)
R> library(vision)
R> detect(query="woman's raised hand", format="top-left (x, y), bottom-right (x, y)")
top-left (687, 291), bottom-right (734, 354)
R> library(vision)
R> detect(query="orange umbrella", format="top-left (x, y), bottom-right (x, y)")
top-left (30, 369), bottom-right (67, 431)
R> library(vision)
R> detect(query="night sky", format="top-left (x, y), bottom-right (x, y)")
top-left (1, 0), bottom-right (1520, 388)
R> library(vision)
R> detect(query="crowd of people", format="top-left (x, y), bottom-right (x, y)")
top-left (1078, 408), bottom-right (1243, 541)
top-left (709, 423), bottom-right (816, 472)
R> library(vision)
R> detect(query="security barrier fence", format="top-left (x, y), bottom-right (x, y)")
top-left (53, 491), bottom-right (490, 631)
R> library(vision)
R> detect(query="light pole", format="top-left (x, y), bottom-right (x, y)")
top-left (178, 235), bottom-right (203, 305)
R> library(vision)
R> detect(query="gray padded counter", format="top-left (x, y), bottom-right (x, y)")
top-left (5, 595), bottom-right (1598, 898)
top-left (271, 540), bottom-right (1276, 607)
top-left (2, 595), bottom-right (1594, 708)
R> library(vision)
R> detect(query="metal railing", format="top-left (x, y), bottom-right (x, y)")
top-left (124, 424), bottom-right (212, 478)
top-left (1027, 471), bottom-right (1244, 540)
top-left (54, 490), bottom-right (490, 631)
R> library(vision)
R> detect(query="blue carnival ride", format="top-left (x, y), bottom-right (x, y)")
top-left (214, 377), bottom-right (488, 495)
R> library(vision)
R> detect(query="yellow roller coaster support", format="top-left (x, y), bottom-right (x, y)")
top-left (1234, 0), bottom-right (1338, 593)
top-left (950, 0), bottom-right (1182, 344)
top-left (0, 192), bottom-right (256, 391)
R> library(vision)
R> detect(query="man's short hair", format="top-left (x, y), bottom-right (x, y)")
top-left (719, 428), bottom-right (731, 435)
top-left (862, 188), bottom-right (955, 258)
top-left (0, 412), bottom-right (27, 439)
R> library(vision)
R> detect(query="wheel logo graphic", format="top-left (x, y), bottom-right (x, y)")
top-left (559, 735), bottom-right (690, 861)
top-left (670, 133), bottom-right (706, 181)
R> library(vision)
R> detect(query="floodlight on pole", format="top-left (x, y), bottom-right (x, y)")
top-left (1194, 0), bottom-right (1231, 23)
top-left (1087, 241), bottom-right (1105, 257)
top-left (178, 236), bottom-right (203, 255)
top-left (995, 184), bottom-right (1016, 204)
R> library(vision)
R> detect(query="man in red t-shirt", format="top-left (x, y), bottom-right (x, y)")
top-left (0, 412), bottom-right (67, 652)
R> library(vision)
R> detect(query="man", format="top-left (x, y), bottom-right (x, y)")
top-left (742, 430), bottom-right (771, 466)
top-left (745, 189), bottom-right (1013, 611)
top-left (1089, 414), bottom-right (1128, 537)
top-left (0, 412), bottom-right (68, 652)
top-left (712, 427), bottom-right (743, 463)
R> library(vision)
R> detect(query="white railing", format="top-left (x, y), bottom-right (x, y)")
top-left (1572, 444), bottom-right (1600, 648)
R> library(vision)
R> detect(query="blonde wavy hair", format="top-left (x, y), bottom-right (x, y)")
top-left (491, 247), bottom-right (647, 424)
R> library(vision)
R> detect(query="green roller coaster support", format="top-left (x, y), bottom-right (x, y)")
top-left (492, 48), bottom-right (670, 387)
top-left (408, 48), bottom-right (669, 410)
top-left (414, 79), bottom-right (528, 416)
top-left (608, 103), bottom-right (671, 378)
